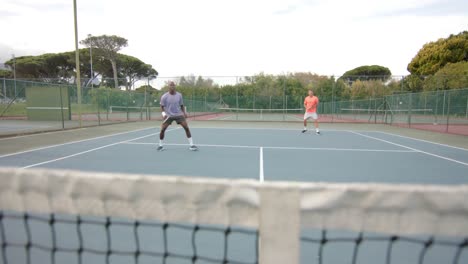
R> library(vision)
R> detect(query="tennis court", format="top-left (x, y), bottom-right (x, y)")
top-left (0, 122), bottom-right (467, 264)
top-left (1, 123), bottom-right (467, 184)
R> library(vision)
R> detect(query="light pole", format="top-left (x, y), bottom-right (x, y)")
top-left (73, 0), bottom-right (82, 127)
top-left (88, 34), bottom-right (94, 89)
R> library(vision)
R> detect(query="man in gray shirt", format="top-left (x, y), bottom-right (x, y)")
top-left (158, 81), bottom-right (198, 151)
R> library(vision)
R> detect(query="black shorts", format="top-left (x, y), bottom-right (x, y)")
top-left (163, 115), bottom-right (186, 125)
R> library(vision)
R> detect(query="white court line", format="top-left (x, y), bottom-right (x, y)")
top-left (218, 115), bottom-right (235, 121)
top-left (124, 142), bottom-right (259, 149)
top-left (206, 114), bottom-right (233, 121)
top-left (21, 128), bottom-right (180, 169)
top-left (0, 127), bottom-right (157, 159)
top-left (375, 131), bottom-right (468, 151)
top-left (123, 142), bottom-right (417, 153)
top-left (285, 115), bottom-right (303, 121)
top-left (259, 147), bottom-right (264, 182)
top-left (350, 131), bottom-right (468, 167)
top-left (191, 127), bottom-right (348, 132)
top-left (266, 146), bottom-right (416, 152)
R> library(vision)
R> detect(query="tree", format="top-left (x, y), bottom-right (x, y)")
top-left (4, 53), bottom-right (73, 82)
top-left (402, 75), bottom-right (424, 92)
top-left (0, 69), bottom-right (11, 78)
top-left (65, 49), bottom-right (112, 86)
top-left (80, 35), bottom-right (128, 89)
top-left (341, 65), bottom-right (392, 82)
top-left (118, 54), bottom-right (158, 90)
top-left (408, 31), bottom-right (468, 76)
top-left (423, 61), bottom-right (468, 91)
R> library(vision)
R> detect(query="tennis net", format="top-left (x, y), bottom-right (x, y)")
top-left (0, 168), bottom-right (467, 264)
top-left (214, 108), bottom-right (303, 121)
top-left (337, 108), bottom-right (437, 125)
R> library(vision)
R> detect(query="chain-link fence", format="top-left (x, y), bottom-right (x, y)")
top-left (1, 76), bottom-right (467, 136)
top-left (319, 89), bottom-right (468, 133)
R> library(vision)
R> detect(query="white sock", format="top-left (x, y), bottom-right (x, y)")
top-left (316, 128), bottom-right (320, 132)
top-left (159, 140), bottom-right (163, 147)
top-left (304, 127), bottom-right (307, 130)
top-left (188, 137), bottom-right (193, 146)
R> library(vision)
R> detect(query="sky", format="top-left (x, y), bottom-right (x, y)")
top-left (0, 0), bottom-right (467, 79)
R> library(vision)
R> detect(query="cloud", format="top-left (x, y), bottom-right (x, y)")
top-left (0, 43), bottom-right (45, 63)
top-left (5, 0), bottom-right (68, 11)
top-left (377, 0), bottom-right (468, 17)
top-left (0, 10), bottom-right (19, 17)
top-left (0, 0), bottom-right (466, 77)
top-left (274, 5), bottom-right (298, 15)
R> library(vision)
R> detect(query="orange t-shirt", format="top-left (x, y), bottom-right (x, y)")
top-left (304, 96), bottom-right (319, 113)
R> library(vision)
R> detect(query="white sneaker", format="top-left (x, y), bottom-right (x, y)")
top-left (189, 145), bottom-right (199, 151)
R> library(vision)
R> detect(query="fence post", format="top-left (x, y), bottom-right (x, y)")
top-left (204, 95), bottom-right (207, 113)
top-left (97, 92), bottom-right (101, 125)
top-left (408, 93), bottom-right (412, 127)
top-left (236, 77), bottom-right (239, 121)
top-left (368, 97), bottom-right (372, 115)
top-left (283, 78), bottom-right (286, 116)
top-left (191, 86), bottom-right (194, 118)
top-left (442, 90), bottom-right (446, 118)
top-left (59, 86), bottom-right (65, 130)
top-left (352, 99), bottom-right (356, 120)
top-left (446, 92), bottom-right (451, 133)
top-left (424, 93), bottom-right (427, 115)
top-left (374, 98), bottom-right (378, 124)
top-left (106, 89), bottom-right (110, 121)
top-left (283, 96), bottom-right (288, 121)
top-left (466, 96), bottom-right (468, 119)
top-left (126, 94), bottom-right (130, 121)
top-left (2, 78), bottom-right (5, 101)
top-left (331, 79), bottom-right (335, 123)
top-left (434, 89), bottom-right (439, 124)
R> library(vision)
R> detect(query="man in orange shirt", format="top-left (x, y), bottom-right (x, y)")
top-left (302, 89), bottom-right (320, 134)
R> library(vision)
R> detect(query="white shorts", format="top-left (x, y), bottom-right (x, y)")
top-left (304, 112), bottom-right (318, 120)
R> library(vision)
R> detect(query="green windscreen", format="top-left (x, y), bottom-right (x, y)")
top-left (25, 86), bottom-right (71, 121)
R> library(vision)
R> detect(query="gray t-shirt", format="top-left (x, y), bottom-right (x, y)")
top-left (160, 92), bottom-right (184, 117)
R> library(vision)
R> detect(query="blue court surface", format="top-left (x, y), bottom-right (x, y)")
top-left (1, 125), bottom-right (467, 264)
top-left (1, 126), bottom-right (467, 184)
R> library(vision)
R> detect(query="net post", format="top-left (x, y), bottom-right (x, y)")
top-left (259, 186), bottom-right (300, 264)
